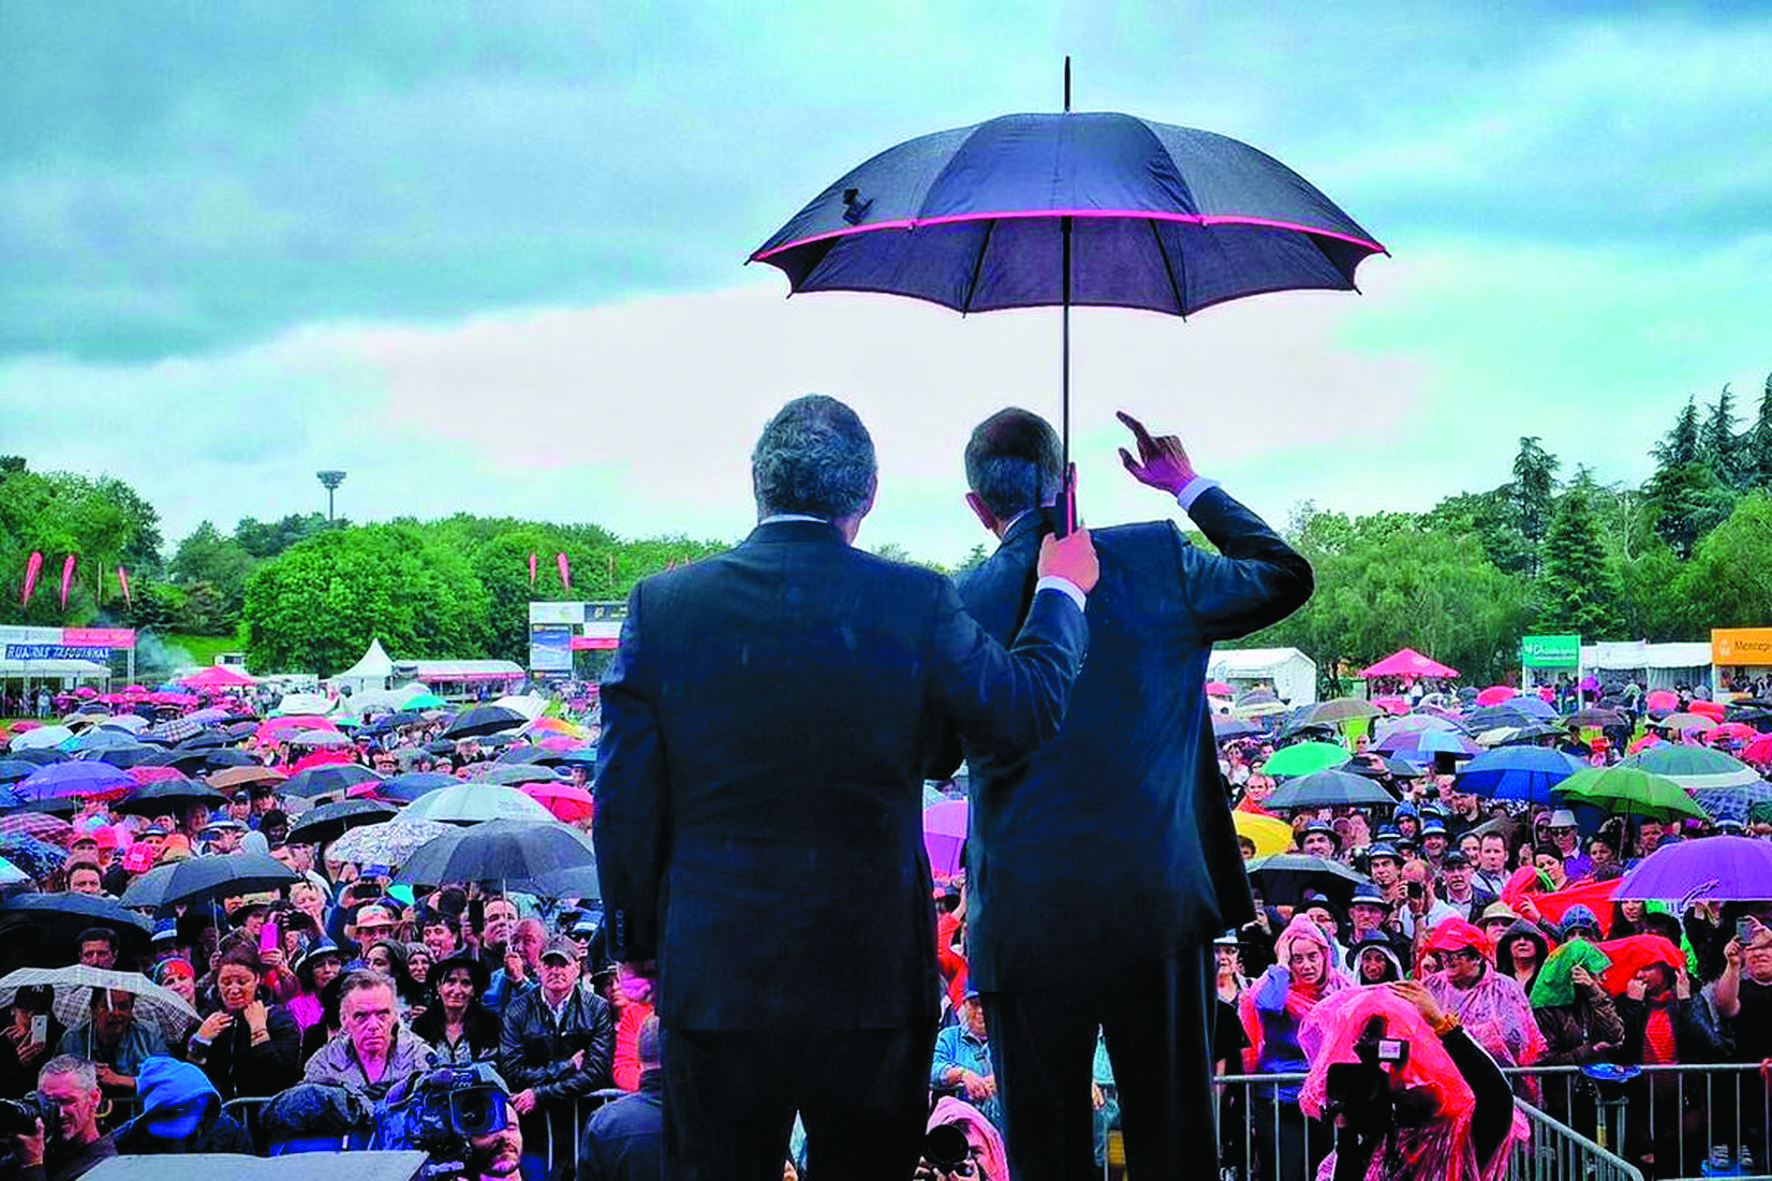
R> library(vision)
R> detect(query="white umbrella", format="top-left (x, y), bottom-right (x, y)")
top-left (0, 965), bottom-right (198, 1044)
top-left (326, 818), bottom-right (457, 868)
top-left (101, 715), bottom-right (149, 733)
top-left (401, 783), bottom-right (554, 826)
top-left (288, 729), bottom-right (353, 748)
top-left (273, 692), bottom-right (335, 717)
top-left (492, 694), bottom-right (549, 722)
top-left (9, 725), bottom-right (75, 750)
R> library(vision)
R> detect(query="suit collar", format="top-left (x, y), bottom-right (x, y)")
top-left (745, 519), bottom-right (847, 546)
top-left (999, 508), bottom-right (1055, 552)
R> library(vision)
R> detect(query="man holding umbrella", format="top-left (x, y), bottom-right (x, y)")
top-left (944, 408), bottom-right (1311, 1180)
top-left (595, 394), bottom-right (1097, 1181)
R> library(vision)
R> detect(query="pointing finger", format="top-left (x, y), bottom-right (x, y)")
top-left (1119, 447), bottom-right (1141, 474)
top-left (1116, 410), bottom-right (1157, 455)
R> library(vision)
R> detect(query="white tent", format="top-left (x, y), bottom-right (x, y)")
top-left (330, 638), bottom-right (395, 696)
top-left (1207, 647), bottom-right (1317, 706)
top-left (1582, 641), bottom-right (1715, 693)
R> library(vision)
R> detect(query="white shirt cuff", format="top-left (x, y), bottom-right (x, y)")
top-left (1034, 575), bottom-right (1087, 612)
top-left (1174, 476), bottom-right (1220, 512)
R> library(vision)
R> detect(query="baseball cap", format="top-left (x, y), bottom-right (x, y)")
top-left (1442, 849), bottom-right (1470, 867)
top-left (540, 935), bottom-right (580, 963)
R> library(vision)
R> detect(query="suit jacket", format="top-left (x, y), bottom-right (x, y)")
top-left (952, 488), bottom-right (1312, 991)
top-left (593, 519), bottom-right (1088, 1031)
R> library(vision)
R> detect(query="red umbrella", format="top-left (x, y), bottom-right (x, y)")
top-left (1688, 699), bottom-right (1725, 722)
top-left (1475, 686), bottom-right (1515, 706)
top-left (1744, 733), bottom-right (1772, 767)
top-left (1645, 689), bottom-right (1679, 711)
top-left (126, 766), bottom-right (190, 786)
top-left (520, 781), bottom-right (594, 823)
top-left (1205, 681), bottom-right (1234, 697)
top-left (1710, 722), bottom-right (1758, 745)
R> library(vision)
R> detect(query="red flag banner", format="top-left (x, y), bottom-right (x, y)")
top-left (117, 566), bottom-right (133, 607)
top-left (59, 554), bottom-right (77, 610)
top-left (528, 552), bottom-right (537, 587)
top-left (556, 552), bottom-right (571, 590)
top-left (21, 550), bottom-right (42, 606)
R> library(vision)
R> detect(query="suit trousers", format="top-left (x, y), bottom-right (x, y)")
top-left (983, 945), bottom-right (1216, 1181)
top-left (660, 1022), bottom-right (937, 1181)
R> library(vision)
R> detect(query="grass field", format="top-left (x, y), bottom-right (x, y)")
top-left (160, 633), bottom-right (244, 670)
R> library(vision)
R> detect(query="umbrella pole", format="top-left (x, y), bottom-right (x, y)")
top-left (1059, 55), bottom-right (1075, 535)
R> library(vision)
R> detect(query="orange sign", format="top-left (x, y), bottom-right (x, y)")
top-left (1713, 627), bottom-right (1772, 665)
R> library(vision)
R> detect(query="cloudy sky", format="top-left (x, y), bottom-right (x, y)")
top-left (3, 2), bottom-right (1769, 564)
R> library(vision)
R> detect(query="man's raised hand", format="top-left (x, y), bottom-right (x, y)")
top-left (1116, 411), bottom-right (1196, 495)
top-left (1038, 529), bottom-right (1098, 595)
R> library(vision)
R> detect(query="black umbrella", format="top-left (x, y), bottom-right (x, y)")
top-left (173, 730), bottom-right (232, 750)
top-left (475, 764), bottom-right (559, 787)
top-left (498, 744), bottom-right (572, 767)
top-left (3, 748), bottom-right (68, 767)
top-left (202, 749), bottom-right (258, 771)
top-left (383, 710), bottom-right (422, 727)
top-left (1211, 716), bottom-right (1263, 740)
top-left (281, 764), bottom-right (381, 797)
top-left (1340, 755), bottom-right (1423, 781)
top-left (395, 819), bottom-right (597, 891)
top-left (424, 740), bottom-right (456, 756)
top-left (15, 796), bottom-right (80, 817)
top-left (287, 798), bottom-right (398, 847)
top-left (373, 772), bottom-right (459, 805)
top-left (136, 748), bottom-right (214, 772)
top-left (118, 853), bottom-right (300, 913)
top-left (1462, 705), bottom-right (1536, 732)
top-left (1263, 769), bottom-right (1397, 811)
top-left (113, 778), bottom-right (226, 817)
top-left (529, 863), bottom-right (602, 902)
top-left (1495, 723), bottom-right (1565, 746)
top-left (1245, 854), bottom-right (1366, 907)
top-left (0, 893), bottom-right (153, 971)
top-left (1566, 708), bottom-right (1627, 729)
top-left (0, 759), bottom-right (41, 784)
top-left (442, 705), bottom-right (527, 740)
top-left (89, 743), bottom-right (163, 769)
top-left (224, 721), bottom-right (259, 739)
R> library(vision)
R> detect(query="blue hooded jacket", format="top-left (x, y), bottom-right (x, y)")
top-left (113, 1056), bottom-right (253, 1154)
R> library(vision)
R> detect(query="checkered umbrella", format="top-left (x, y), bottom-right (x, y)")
top-left (0, 811), bottom-right (76, 846)
top-left (0, 965), bottom-right (198, 1044)
top-left (147, 717), bottom-right (203, 743)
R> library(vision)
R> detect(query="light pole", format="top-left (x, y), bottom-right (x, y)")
top-left (316, 470), bottom-right (347, 523)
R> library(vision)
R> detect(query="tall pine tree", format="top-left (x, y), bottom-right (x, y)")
top-left (1745, 372), bottom-right (1772, 490)
top-left (1510, 436), bottom-right (1559, 576)
top-left (1701, 383), bottom-right (1743, 487)
top-left (1537, 469), bottom-right (1623, 638)
top-left (1652, 396), bottom-right (1702, 468)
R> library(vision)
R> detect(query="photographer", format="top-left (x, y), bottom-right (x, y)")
top-left (8, 1055), bottom-right (117, 1181)
top-left (1299, 982), bottom-right (1520, 1181)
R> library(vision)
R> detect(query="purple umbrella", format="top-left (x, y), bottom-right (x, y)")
top-left (923, 798), bottom-right (969, 877)
top-left (14, 760), bottom-right (135, 801)
top-left (1617, 836), bottom-right (1772, 905)
top-left (752, 61), bottom-right (1383, 522)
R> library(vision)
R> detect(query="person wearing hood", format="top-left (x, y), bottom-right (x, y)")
top-left (1239, 915), bottom-right (1350, 1181)
top-left (1494, 920), bottom-right (1550, 995)
top-left (1529, 936), bottom-right (1624, 1137)
top-left (1346, 936), bottom-right (1404, 985)
top-left (1423, 920), bottom-right (1546, 1097)
top-left (112, 1055), bottom-right (254, 1155)
top-left (302, 969), bottom-right (431, 1098)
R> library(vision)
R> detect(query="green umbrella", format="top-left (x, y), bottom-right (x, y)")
top-left (1263, 741), bottom-right (1350, 778)
top-left (1619, 745), bottom-right (1762, 791)
top-left (406, 692), bottom-right (447, 710)
top-left (1553, 765), bottom-right (1707, 822)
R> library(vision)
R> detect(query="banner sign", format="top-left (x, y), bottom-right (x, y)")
top-left (1713, 628), bottom-right (1772, 665)
top-left (4, 644), bottom-right (112, 662)
top-left (528, 624), bottom-right (574, 672)
top-left (1520, 634), bottom-right (1580, 667)
top-left (0, 626), bottom-right (135, 649)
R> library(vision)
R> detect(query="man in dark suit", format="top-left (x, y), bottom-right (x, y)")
top-left (593, 394), bottom-right (1099, 1181)
top-left (947, 407), bottom-right (1313, 1180)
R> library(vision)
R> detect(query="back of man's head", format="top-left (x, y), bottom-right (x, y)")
top-left (752, 395), bottom-right (876, 520)
top-left (965, 408), bottom-right (1063, 520)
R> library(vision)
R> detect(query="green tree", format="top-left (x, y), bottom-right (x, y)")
top-left (169, 521), bottom-right (256, 628)
top-left (241, 523), bottom-right (492, 675)
top-left (0, 468), bottom-right (160, 623)
top-left (233, 513), bottom-right (329, 559)
top-left (1510, 437), bottom-right (1560, 573)
top-left (470, 529), bottom-right (563, 664)
top-left (1744, 373), bottom-right (1772, 490)
top-left (1535, 469), bottom-right (1623, 638)
top-left (1653, 397), bottom-right (1703, 469)
top-left (1701, 383), bottom-right (1745, 487)
top-left (1647, 461), bottom-right (1737, 560)
top-left (1421, 486), bottom-right (1536, 576)
top-left (1674, 491), bottom-right (1772, 630)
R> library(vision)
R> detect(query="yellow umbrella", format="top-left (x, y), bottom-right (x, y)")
top-left (1234, 811), bottom-right (1295, 857)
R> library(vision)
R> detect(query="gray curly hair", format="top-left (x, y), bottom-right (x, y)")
top-left (752, 395), bottom-right (877, 521)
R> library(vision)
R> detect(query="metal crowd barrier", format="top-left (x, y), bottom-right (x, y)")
top-left (1509, 1100), bottom-right (1645, 1181)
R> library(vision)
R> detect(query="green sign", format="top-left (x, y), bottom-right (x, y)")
top-left (1521, 634), bottom-right (1580, 667)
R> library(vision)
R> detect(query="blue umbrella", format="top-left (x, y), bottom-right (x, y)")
top-left (1690, 780), bottom-right (1772, 823)
top-left (1454, 746), bottom-right (1585, 805)
top-left (1509, 695), bottom-right (1560, 720)
top-left (752, 66), bottom-right (1383, 510)
top-left (15, 760), bottom-right (135, 801)
top-left (374, 772), bottom-right (460, 805)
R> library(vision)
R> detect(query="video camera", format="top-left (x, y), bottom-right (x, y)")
top-left (924, 1123), bottom-right (974, 1176)
top-left (0, 1092), bottom-right (62, 1165)
top-left (1325, 1017), bottom-right (1443, 1181)
top-left (376, 1062), bottom-right (510, 1176)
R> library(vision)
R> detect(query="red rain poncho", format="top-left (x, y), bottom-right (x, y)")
top-left (1594, 934), bottom-right (1685, 996)
top-left (1299, 987), bottom-right (1527, 1181)
top-left (1424, 921), bottom-right (1546, 1075)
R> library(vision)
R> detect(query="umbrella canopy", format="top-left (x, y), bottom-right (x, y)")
top-left (400, 782), bottom-right (554, 826)
top-left (1661, 712), bottom-right (1718, 733)
top-left (14, 761), bottom-right (135, 802)
top-left (395, 819), bottom-right (597, 890)
top-left (1620, 745), bottom-right (1762, 791)
top-left (1461, 706), bottom-right (1535, 733)
top-left (0, 894), bottom-right (152, 969)
top-left (0, 832), bottom-right (68, 879)
top-left (1212, 715), bottom-right (1263, 740)
top-left (1205, 681), bottom-right (1235, 697)
top-left (1554, 765), bottom-right (1707, 823)
top-left (286, 798), bottom-right (398, 847)
top-left (442, 705), bottom-right (527, 740)
top-left (923, 797), bottom-right (969, 876)
top-left (281, 764), bottom-right (381, 798)
top-left (1245, 853), bottom-right (1366, 907)
top-left (405, 692), bottom-right (447, 710)
top-left (179, 664), bottom-right (256, 689)
top-left (325, 818), bottom-right (458, 868)
top-left (0, 811), bottom-right (76, 846)
top-left (1617, 836), bottom-right (1772, 903)
top-left (1231, 698), bottom-right (1290, 720)
top-left (0, 784), bottom-right (23, 810)
top-left (119, 853), bottom-right (300, 912)
top-left (1474, 686), bottom-right (1516, 706)
top-left (1263, 742), bottom-right (1349, 779)
top-left (113, 778), bottom-right (227, 817)
top-left (7, 725), bottom-right (76, 750)
top-left (1454, 746), bottom-right (1585, 806)
top-left (1360, 649), bottom-right (1458, 680)
top-left (1379, 729), bottom-right (1484, 759)
top-left (1263, 769), bottom-right (1395, 811)
top-left (0, 759), bottom-right (44, 783)
top-left (0, 965), bottom-right (198, 1043)
top-left (518, 781), bottom-right (594, 822)
top-left (475, 764), bottom-right (560, 787)
top-left (1234, 811), bottom-right (1295, 857)
top-left (287, 729), bottom-right (352, 748)
top-left (371, 772), bottom-right (461, 805)
top-left (1645, 689), bottom-right (1680, 712)
top-left (1691, 780), bottom-right (1772, 824)
top-left (272, 692), bottom-right (335, 716)
top-left (1509, 695), bottom-right (1559, 720)
top-left (1565, 707), bottom-right (1627, 729)
top-left (0, 855), bottom-right (26, 886)
top-left (1340, 755), bottom-right (1423, 781)
top-left (1373, 715), bottom-right (1464, 741)
top-left (1293, 698), bottom-right (1381, 727)
top-left (207, 765), bottom-right (288, 792)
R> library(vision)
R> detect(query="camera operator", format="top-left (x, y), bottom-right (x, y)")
top-left (460, 1095), bottom-right (523, 1181)
top-left (377, 1063), bottom-right (525, 1181)
top-left (1298, 982), bottom-right (1521, 1181)
top-left (8, 1055), bottom-right (117, 1181)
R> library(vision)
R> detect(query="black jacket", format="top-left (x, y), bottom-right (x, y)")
top-left (571, 1068), bottom-right (663, 1181)
top-left (949, 490), bottom-right (1311, 990)
top-left (498, 983), bottom-right (615, 1107)
top-left (594, 519), bottom-right (1088, 1029)
top-left (189, 1002), bottom-right (302, 1101)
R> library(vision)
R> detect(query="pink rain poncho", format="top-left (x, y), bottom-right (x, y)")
top-left (1299, 986), bottom-right (1527, 1181)
top-left (927, 1096), bottom-right (1009, 1181)
top-left (1239, 915), bottom-right (1353, 1096)
top-left (1423, 920), bottom-right (1546, 1076)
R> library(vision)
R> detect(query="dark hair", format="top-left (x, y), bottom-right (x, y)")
top-left (1532, 843), bottom-right (1564, 863)
top-left (751, 395), bottom-right (876, 520)
top-left (214, 942), bottom-right (263, 976)
top-left (421, 913), bottom-right (460, 937)
top-left (964, 407), bottom-right (1063, 520)
top-left (66, 860), bottom-right (102, 883)
top-left (76, 926), bottom-right (117, 951)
